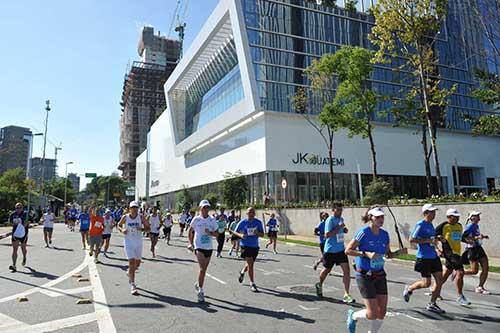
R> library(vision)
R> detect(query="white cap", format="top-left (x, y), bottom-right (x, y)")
top-left (446, 208), bottom-right (460, 217)
top-left (422, 203), bottom-right (438, 213)
top-left (468, 211), bottom-right (481, 219)
top-left (129, 201), bottom-right (139, 208)
top-left (105, 209), bottom-right (112, 213)
top-left (368, 207), bottom-right (385, 217)
top-left (199, 199), bottom-right (211, 208)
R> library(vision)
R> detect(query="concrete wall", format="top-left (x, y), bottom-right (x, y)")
top-left (257, 202), bottom-right (500, 256)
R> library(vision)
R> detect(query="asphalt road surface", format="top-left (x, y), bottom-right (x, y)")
top-left (1, 224), bottom-right (499, 333)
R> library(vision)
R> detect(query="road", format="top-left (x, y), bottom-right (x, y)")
top-left (0, 224), bottom-right (499, 333)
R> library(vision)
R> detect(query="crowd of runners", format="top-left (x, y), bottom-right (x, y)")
top-left (5, 199), bottom-right (493, 333)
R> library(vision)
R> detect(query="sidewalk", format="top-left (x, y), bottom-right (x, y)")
top-left (282, 234), bottom-right (500, 267)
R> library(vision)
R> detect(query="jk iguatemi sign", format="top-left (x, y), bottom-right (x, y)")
top-left (292, 152), bottom-right (345, 166)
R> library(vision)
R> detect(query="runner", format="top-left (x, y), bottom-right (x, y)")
top-left (187, 200), bottom-right (218, 303)
top-left (345, 206), bottom-right (407, 333)
top-left (315, 202), bottom-right (354, 303)
top-left (228, 215), bottom-right (240, 257)
top-left (215, 213), bottom-right (227, 258)
top-left (403, 204), bottom-right (445, 313)
top-left (68, 205), bottom-right (78, 232)
top-left (9, 203), bottom-right (29, 272)
top-left (231, 207), bottom-right (264, 292)
top-left (265, 213), bottom-right (279, 254)
top-left (89, 207), bottom-right (105, 264)
top-left (462, 211), bottom-right (490, 294)
top-left (163, 211), bottom-right (173, 245)
top-left (312, 211), bottom-right (328, 270)
top-left (147, 206), bottom-right (162, 257)
top-left (101, 209), bottom-right (114, 256)
top-left (179, 210), bottom-right (188, 237)
top-left (435, 208), bottom-right (471, 306)
top-left (77, 207), bottom-right (91, 250)
top-left (41, 207), bottom-right (56, 248)
top-left (117, 201), bottom-right (149, 295)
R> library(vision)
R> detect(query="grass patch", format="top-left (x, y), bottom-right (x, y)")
top-left (395, 254), bottom-right (417, 261)
top-left (276, 236), bottom-right (318, 247)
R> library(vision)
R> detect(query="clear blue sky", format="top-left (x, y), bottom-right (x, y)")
top-left (0, 0), bottom-right (218, 189)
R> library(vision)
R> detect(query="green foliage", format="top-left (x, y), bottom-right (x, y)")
top-left (472, 69), bottom-right (500, 108)
top-left (364, 178), bottom-right (394, 205)
top-left (219, 171), bottom-right (248, 210)
top-left (176, 185), bottom-right (193, 212)
top-left (46, 178), bottom-right (76, 203)
top-left (204, 192), bottom-right (219, 208)
top-left (344, 0), bottom-right (357, 12)
top-left (0, 168), bottom-right (29, 222)
top-left (471, 114), bottom-right (500, 136)
top-left (85, 175), bottom-right (128, 204)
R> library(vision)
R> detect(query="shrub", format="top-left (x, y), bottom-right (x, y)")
top-left (364, 178), bottom-right (394, 205)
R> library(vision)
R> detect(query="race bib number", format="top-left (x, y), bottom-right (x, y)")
top-left (451, 231), bottom-right (461, 241)
top-left (270, 227), bottom-right (277, 232)
top-left (201, 235), bottom-right (210, 244)
top-left (336, 233), bottom-right (344, 243)
top-left (95, 222), bottom-right (102, 228)
top-left (370, 256), bottom-right (385, 270)
top-left (247, 227), bottom-right (257, 236)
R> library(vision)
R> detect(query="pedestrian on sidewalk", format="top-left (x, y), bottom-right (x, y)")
top-left (9, 202), bottom-right (29, 272)
top-left (187, 200), bottom-right (218, 303)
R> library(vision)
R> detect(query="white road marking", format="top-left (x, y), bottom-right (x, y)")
top-left (386, 311), bottom-right (424, 322)
top-left (40, 285), bottom-right (93, 298)
top-left (0, 254), bottom-right (92, 304)
top-left (256, 268), bottom-right (281, 275)
top-left (304, 265), bottom-right (314, 269)
top-left (11, 313), bottom-right (97, 333)
top-left (298, 305), bottom-right (320, 311)
top-left (88, 259), bottom-right (117, 332)
top-left (0, 313), bottom-right (30, 330)
top-left (206, 273), bottom-right (227, 285)
top-left (276, 268), bottom-right (295, 274)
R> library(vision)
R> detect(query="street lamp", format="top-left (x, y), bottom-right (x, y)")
top-left (23, 132), bottom-right (43, 220)
top-left (64, 161), bottom-right (74, 207)
top-left (41, 100), bottom-right (51, 207)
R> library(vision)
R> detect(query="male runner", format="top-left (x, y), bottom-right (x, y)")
top-left (68, 205), bottom-right (78, 232)
top-left (231, 207), bottom-right (264, 292)
top-left (101, 209), bottom-right (114, 256)
top-left (163, 212), bottom-right (173, 245)
top-left (179, 210), bottom-right (188, 237)
top-left (265, 213), bottom-right (279, 254)
top-left (89, 207), bottom-right (105, 263)
top-left (435, 208), bottom-right (471, 306)
top-left (315, 202), bottom-right (354, 303)
top-left (41, 207), bottom-right (56, 248)
top-left (78, 207), bottom-right (91, 250)
top-left (9, 203), bottom-right (29, 272)
top-left (147, 207), bottom-right (162, 257)
top-left (403, 204), bottom-right (445, 313)
top-left (188, 200), bottom-right (218, 303)
top-left (312, 211), bottom-right (328, 270)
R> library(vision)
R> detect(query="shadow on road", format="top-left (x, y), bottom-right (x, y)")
top-left (51, 246), bottom-right (74, 252)
top-left (403, 308), bottom-right (500, 325)
top-left (136, 288), bottom-right (217, 313)
top-left (205, 296), bottom-right (316, 324)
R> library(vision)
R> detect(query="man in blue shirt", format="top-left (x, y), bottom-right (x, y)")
top-left (78, 208), bottom-right (91, 250)
top-left (315, 202), bottom-right (354, 304)
top-left (9, 202), bottom-right (29, 272)
top-left (231, 207), bottom-right (264, 292)
top-left (403, 203), bottom-right (445, 314)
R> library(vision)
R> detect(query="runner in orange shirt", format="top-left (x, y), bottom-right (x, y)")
top-left (89, 206), bottom-right (105, 263)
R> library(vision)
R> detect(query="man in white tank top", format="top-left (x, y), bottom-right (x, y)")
top-left (101, 209), bottom-right (114, 256)
top-left (41, 207), bottom-right (56, 248)
top-left (117, 201), bottom-right (150, 295)
top-left (147, 207), bottom-right (162, 257)
top-left (163, 212), bottom-right (173, 245)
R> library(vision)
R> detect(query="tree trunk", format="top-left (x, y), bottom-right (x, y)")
top-left (367, 122), bottom-right (378, 180)
top-left (421, 125), bottom-right (433, 197)
top-left (328, 131), bottom-right (335, 200)
top-left (418, 62), bottom-right (443, 195)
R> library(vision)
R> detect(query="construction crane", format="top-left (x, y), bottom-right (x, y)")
top-left (169, 0), bottom-right (189, 59)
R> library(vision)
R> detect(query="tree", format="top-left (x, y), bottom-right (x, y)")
top-left (46, 178), bottom-right (76, 203)
top-left (84, 175), bottom-right (128, 204)
top-left (205, 192), bottom-right (219, 208)
top-left (325, 46), bottom-right (381, 179)
top-left (175, 185), bottom-right (193, 212)
top-left (0, 168), bottom-right (30, 222)
top-left (370, 0), bottom-right (453, 195)
top-left (219, 171), bottom-right (248, 210)
top-left (471, 114), bottom-right (500, 136)
top-left (472, 69), bottom-right (500, 109)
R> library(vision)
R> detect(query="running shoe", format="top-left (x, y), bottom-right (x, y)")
top-left (426, 302), bottom-right (446, 314)
top-left (457, 294), bottom-right (471, 306)
top-left (403, 285), bottom-right (412, 302)
top-left (194, 283), bottom-right (199, 292)
top-left (89, 250), bottom-right (93, 257)
top-left (130, 284), bottom-right (139, 296)
top-left (238, 271), bottom-right (245, 283)
top-left (197, 289), bottom-right (205, 303)
top-left (251, 284), bottom-right (259, 293)
top-left (45, 245), bottom-right (49, 248)
top-left (315, 282), bottom-right (323, 297)
top-left (228, 250), bottom-right (233, 256)
top-left (49, 240), bottom-right (52, 245)
top-left (343, 294), bottom-right (355, 304)
top-left (9, 265), bottom-right (16, 272)
top-left (273, 250), bottom-right (278, 254)
top-left (21, 257), bottom-right (26, 266)
top-left (475, 287), bottom-right (491, 295)
top-left (346, 309), bottom-right (357, 333)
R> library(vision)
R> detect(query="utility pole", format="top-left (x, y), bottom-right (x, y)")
top-left (64, 162), bottom-right (74, 207)
top-left (54, 145), bottom-right (62, 176)
top-left (40, 100), bottom-right (51, 207)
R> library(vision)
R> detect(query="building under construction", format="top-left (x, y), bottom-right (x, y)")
top-left (118, 26), bottom-right (180, 184)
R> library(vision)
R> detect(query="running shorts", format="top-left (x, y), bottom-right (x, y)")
top-left (356, 272), bottom-right (388, 299)
top-left (124, 239), bottom-right (143, 259)
top-left (267, 231), bottom-right (278, 238)
top-left (102, 234), bottom-right (111, 240)
top-left (89, 235), bottom-right (102, 247)
top-left (414, 257), bottom-right (443, 278)
top-left (445, 254), bottom-right (464, 271)
top-left (241, 246), bottom-right (259, 261)
top-left (195, 249), bottom-right (213, 258)
top-left (323, 251), bottom-right (348, 269)
top-left (43, 227), bottom-right (54, 233)
top-left (150, 232), bottom-right (160, 237)
top-left (462, 246), bottom-right (487, 264)
top-left (319, 242), bottom-right (325, 254)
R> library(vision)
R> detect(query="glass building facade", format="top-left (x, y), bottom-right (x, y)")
top-left (242, 0), bottom-right (497, 131)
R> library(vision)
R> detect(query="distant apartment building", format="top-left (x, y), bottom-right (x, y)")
top-left (67, 173), bottom-right (80, 192)
top-left (0, 125), bottom-right (32, 175)
top-left (118, 26), bottom-right (181, 184)
top-left (30, 157), bottom-right (56, 186)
